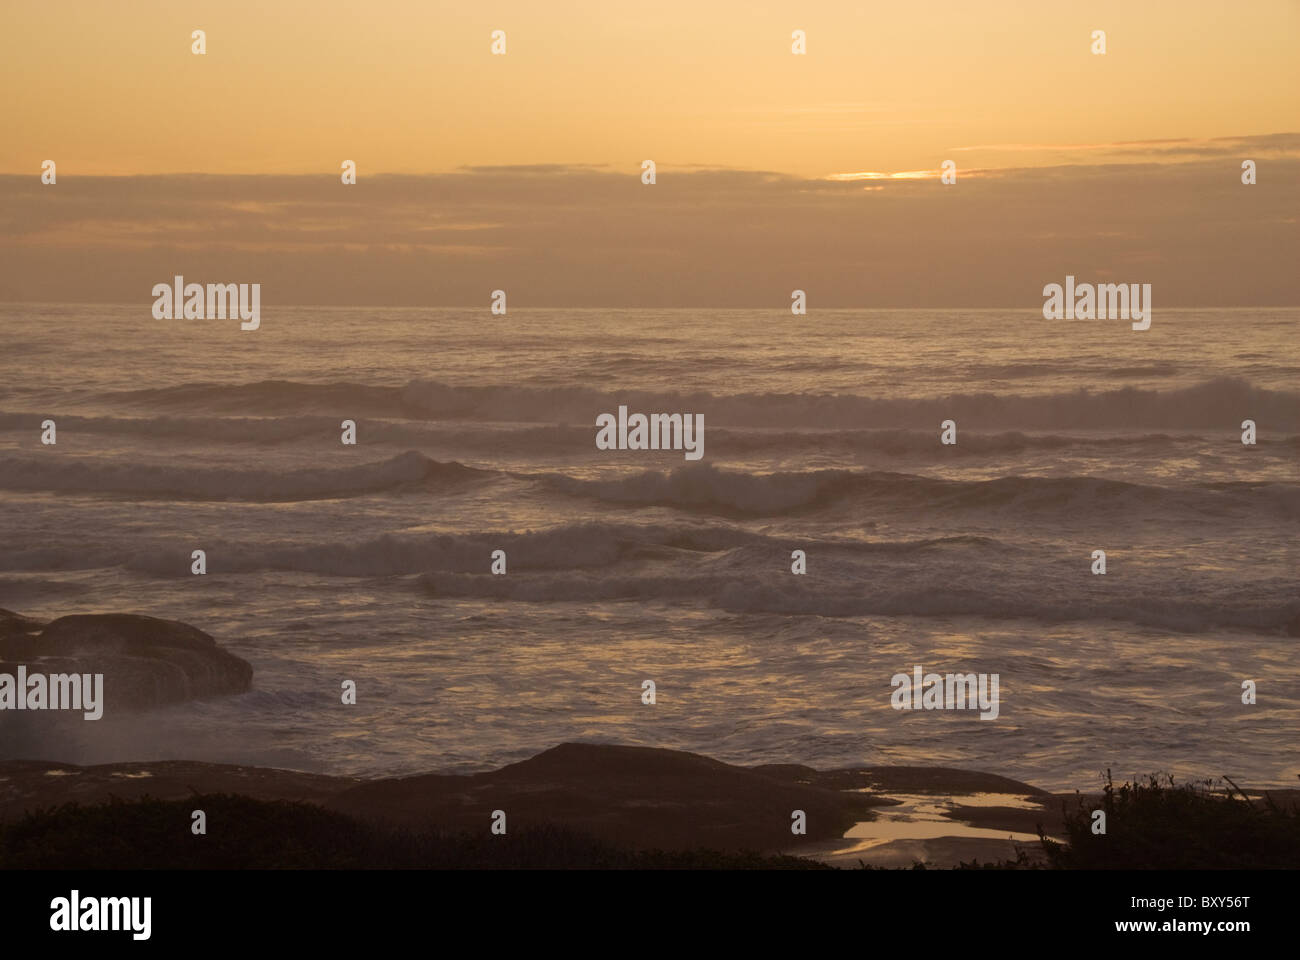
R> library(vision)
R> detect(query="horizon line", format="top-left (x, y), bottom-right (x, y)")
top-left (5, 300), bottom-right (1299, 311)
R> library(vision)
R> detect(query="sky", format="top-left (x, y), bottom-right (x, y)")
top-left (1, 0), bottom-right (1296, 304)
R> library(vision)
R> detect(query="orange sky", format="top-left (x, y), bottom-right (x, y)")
top-left (3, 0), bottom-right (1298, 178)
top-left (2, 1), bottom-right (1296, 305)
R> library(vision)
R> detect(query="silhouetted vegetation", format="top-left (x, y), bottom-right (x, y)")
top-left (1038, 771), bottom-right (1300, 869)
top-left (0, 794), bottom-right (830, 870)
top-left (858, 849), bottom-right (1042, 870)
top-left (5, 772), bottom-right (1297, 869)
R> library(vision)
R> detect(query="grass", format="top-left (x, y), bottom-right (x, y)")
top-left (1037, 771), bottom-right (1300, 869)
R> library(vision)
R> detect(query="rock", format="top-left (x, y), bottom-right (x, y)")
top-left (0, 760), bottom-right (355, 822)
top-left (0, 609), bottom-right (44, 642)
top-left (0, 610), bottom-right (253, 710)
top-left (0, 744), bottom-right (1075, 864)
top-left (327, 741), bottom-right (891, 852)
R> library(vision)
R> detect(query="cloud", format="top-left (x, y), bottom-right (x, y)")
top-left (0, 154), bottom-right (1295, 306)
top-left (824, 170), bottom-right (942, 181)
top-left (949, 133), bottom-right (1300, 163)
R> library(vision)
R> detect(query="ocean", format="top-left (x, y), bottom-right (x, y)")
top-left (1, 303), bottom-right (1296, 791)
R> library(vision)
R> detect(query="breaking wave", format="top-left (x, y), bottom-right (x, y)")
top-left (90, 376), bottom-right (1300, 430)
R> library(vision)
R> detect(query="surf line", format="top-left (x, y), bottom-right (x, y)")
top-left (595, 405), bottom-right (704, 461)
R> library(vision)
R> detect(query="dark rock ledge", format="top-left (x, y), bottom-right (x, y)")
top-left (0, 608), bottom-right (252, 710)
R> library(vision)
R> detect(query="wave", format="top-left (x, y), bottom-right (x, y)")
top-left (0, 412), bottom-right (595, 451)
top-left (707, 428), bottom-right (1271, 458)
top-left (16, 412), bottom-right (1300, 462)
top-left (90, 376), bottom-right (1300, 430)
top-left (0, 412), bottom-right (348, 443)
top-left (3, 516), bottom-right (1293, 636)
top-left (412, 570), bottom-right (1300, 638)
top-left (0, 451), bottom-right (487, 501)
top-left (0, 522), bottom-right (1001, 576)
top-left (540, 463), bottom-right (1300, 517)
top-left (2, 443), bottom-right (1294, 517)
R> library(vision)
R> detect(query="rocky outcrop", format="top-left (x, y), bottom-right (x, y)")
top-left (0, 609), bottom-right (253, 710)
top-left (0, 759), bottom-right (353, 822)
top-left (326, 741), bottom-right (892, 851)
top-left (0, 609), bottom-right (43, 641)
top-left (0, 744), bottom-right (1093, 862)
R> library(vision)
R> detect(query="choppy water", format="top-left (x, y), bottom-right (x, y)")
top-left (1, 304), bottom-right (1296, 790)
